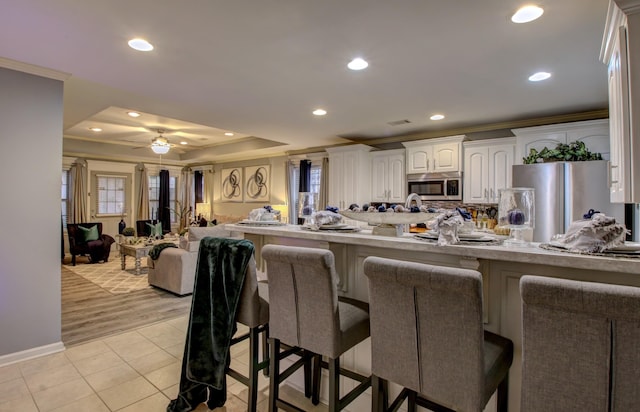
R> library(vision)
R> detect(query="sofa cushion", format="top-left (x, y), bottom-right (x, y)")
top-left (146, 222), bottom-right (163, 237)
top-left (184, 226), bottom-right (237, 252)
top-left (78, 225), bottom-right (99, 242)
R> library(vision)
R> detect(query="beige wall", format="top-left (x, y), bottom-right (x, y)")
top-left (211, 156), bottom-right (288, 221)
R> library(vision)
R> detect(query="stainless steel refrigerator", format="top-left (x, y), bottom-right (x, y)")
top-left (512, 160), bottom-right (625, 243)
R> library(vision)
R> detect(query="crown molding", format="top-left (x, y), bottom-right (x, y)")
top-left (0, 57), bottom-right (70, 81)
top-left (614, 0), bottom-right (640, 14)
top-left (352, 109), bottom-right (609, 147)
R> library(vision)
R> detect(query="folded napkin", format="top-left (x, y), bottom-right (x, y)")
top-left (551, 213), bottom-right (628, 253)
top-left (248, 206), bottom-right (279, 221)
top-left (429, 210), bottom-right (464, 246)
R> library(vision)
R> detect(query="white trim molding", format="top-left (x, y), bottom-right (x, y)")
top-left (0, 341), bottom-right (66, 368)
top-left (0, 57), bottom-right (70, 81)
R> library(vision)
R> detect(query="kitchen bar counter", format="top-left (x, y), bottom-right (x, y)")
top-left (226, 224), bottom-right (639, 274)
top-left (226, 223), bottom-right (640, 412)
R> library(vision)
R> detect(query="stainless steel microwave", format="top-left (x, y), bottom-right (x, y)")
top-left (407, 172), bottom-right (463, 201)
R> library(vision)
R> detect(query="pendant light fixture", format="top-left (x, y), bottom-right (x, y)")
top-left (151, 130), bottom-right (171, 154)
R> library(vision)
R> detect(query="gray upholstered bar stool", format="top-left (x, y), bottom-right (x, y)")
top-left (228, 255), bottom-right (270, 412)
top-left (363, 256), bottom-right (513, 412)
top-left (262, 244), bottom-right (372, 412)
top-left (520, 275), bottom-right (640, 411)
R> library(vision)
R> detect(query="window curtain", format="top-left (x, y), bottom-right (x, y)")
top-left (179, 167), bottom-right (193, 232)
top-left (69, 158), bottom-right (88, 223)
top-left (299, 159), bottom-right (311, 192)
top-left (135, 163), bottom-right (149, 221)
top-left (194, 170), bottom-right (204, 204)
top-left (203, 169), bottom-right (213, 220)
top-left (159, 170), bottom-right (171, 232)
top-left (285, 161), bottom-right (293, 223)
top-left (318, 157), bottom-right (329, 210)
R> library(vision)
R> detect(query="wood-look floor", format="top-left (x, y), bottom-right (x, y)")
top-left (61, 265), bottom-right (192, 347)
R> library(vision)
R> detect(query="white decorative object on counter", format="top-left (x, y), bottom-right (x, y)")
top-left (498, 187), bottom-right (535, 247)
top-left (339, 210), bottom-right (439, 237)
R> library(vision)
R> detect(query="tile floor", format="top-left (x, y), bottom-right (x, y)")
top-left (0, 316), bottom-right (327, 412)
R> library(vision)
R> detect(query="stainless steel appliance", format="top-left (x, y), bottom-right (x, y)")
top-left (512, 160), bottom-right (625, 242)
top-left (407, 172), bottom-right (462, 201)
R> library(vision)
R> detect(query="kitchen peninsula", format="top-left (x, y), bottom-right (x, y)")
top-left (226, 223), bottom-right (640, 412)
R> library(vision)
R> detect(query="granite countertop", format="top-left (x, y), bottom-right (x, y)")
top-left (226, 223), bottom-right (640, 274)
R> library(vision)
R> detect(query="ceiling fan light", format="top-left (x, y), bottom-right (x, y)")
top-left (151, 143), bottom-right (170, 154)
top-left (151, 137), bottom-right (170, 154)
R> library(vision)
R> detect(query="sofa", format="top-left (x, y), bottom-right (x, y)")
top-left (147, 226), bottom-right (242, 295)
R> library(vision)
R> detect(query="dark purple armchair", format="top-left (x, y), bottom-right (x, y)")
top-left (67, 222), bottom-right (115, 265)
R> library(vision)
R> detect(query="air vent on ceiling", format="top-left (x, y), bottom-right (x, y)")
top-left (387, 119), bottom-right (411, 126)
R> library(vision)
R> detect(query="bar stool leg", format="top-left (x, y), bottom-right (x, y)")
top-left (268, 338), bottom-right (280, 412)
top-left (407, 390), bottom-right (417, 412)
top-left (247, 327), bottom-right (259, 412)
top-left (311, 354), bottom-right (321, 405)
top-left (262, 325), bottom-right (269, 377)
top-left (303, 351), bottom-right (312, 398)
top-left (372, 375), bottom-right (383, 412)
top-left (497, 372), bottom-right (509, 412)
top-left (328, 357), bottom-right (340, 412)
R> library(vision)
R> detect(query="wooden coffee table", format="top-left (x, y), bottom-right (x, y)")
top-left (119, 243), bottom-right (154, 275)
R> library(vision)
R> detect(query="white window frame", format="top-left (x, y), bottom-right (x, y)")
top-left (95, 174), bottom-right (128, 217)
top-left (61, 169), bottom-right (69, 227)
top-left (290, 163), bottom-right (322, 219)
top-left (148, 174), bottom-right (178, 223)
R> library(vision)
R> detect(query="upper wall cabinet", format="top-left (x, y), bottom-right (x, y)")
top-left (463, 138), bottom-right (515, 204)
top-left (326, 145), bottom-right (372, 210)
top-left (402, 135), bottom-right (465, 174)
top-left (370, 149), bottom-right (406, 203)
top-left (601, 0), bottom-right (640, 203)
top-left (512, 119), bottom-right (610, 164)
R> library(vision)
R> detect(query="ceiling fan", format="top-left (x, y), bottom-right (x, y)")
top-left (132, 129), bottom-right (176, 154)
top-left (150, 130), bottom-right (172, 154)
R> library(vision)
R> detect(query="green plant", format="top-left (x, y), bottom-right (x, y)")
top-left (122, 227), bottom-right (135, 236)
top-left (170, 200), bottom-right (192, 234)
top-left (522, 140), bottom-right (603, 164)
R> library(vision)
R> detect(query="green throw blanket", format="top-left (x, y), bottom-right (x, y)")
top-left (167, 237), bottom-right (254, 412)
top-left (148, 242), bottom-right (178, 260)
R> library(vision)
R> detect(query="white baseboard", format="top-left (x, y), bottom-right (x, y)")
top-left (0, 341), bottom-right (66, 367)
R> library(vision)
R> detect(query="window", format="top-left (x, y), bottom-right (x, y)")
top-left (61, 170), bottom-right (69, 226)
top-left (290, 163), bottom-right (322, 219)
top-left (96, 175), bottom-right (126, 215)
top-left (149, 175), bottom-right (177, 222)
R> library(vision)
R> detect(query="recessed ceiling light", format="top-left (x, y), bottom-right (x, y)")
top-left (127, 111), bottom-right (141, 118)
top-left (511, 5), bottom-right (544, 23)
top-left (180, 141), bottom-right (188, 145)
top-left (529, 71), bottom-right (551, 82)
top-left (430, 114), bottom-right (445, 121)
top-left (347, 58), bottom-right (369, 71)
top-left (128, 38), bottom-right (154, 52)
top-left (224, 132), bottom-right (234, 136)
top-left (313, 109), bottom-right (327, 116)
top-left (89, 127), bottom-right (102, 132)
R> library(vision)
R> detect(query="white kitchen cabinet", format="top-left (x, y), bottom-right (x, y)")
top-left (601, 0), bottom-right (640, 203)
top-left (463, 138), bottom-right (515, 204)
top-left (326, 145), bottom-right (372, 210)
top-left (512, 119), bottom-right (610, 165)
top-left (402, 135), bottom-right (465, 174)
top-left (370, 149), bottom-right (406, 204)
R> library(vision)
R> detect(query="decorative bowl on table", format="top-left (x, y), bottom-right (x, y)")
top-left (338, 210), bottom-right (440, 237)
